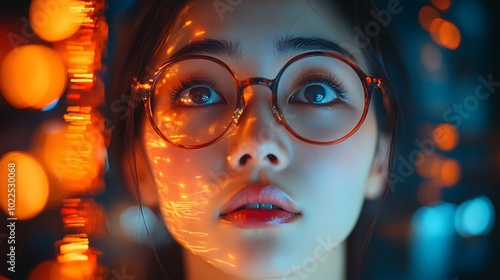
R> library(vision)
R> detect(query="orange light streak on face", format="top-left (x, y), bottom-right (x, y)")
top-left (433, 123), bottom-right (459, 151)
top-left (418, 6), bottom-right (441, 32)
top-left (195, 30), bottom-right (206, 37)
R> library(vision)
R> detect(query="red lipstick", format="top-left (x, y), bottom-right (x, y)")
top-left (219, 185), bottom-right (300, 228)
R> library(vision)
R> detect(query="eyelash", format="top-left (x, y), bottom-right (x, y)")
top-left (167, 77), bottom-right (217, 102)
top-left (296, 73), bottom-right (348, 99)
top-left (289, 73), bottom-right (349, 109)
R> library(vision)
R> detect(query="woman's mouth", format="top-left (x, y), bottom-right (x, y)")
top-left (219, 185), bottom-right (301, 228)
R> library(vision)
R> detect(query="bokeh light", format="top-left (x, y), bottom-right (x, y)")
top-left (412, 202), bottom-right (456, 236)
top-left (455, 196), bottom-right (495, 237)
top-left (433, 123), bottom-right (459, 151)
top-left (435, 158), bottom-right (461, 187)
top-left (29, 258), bottom-right (98, 280)
top-left (417, 180), bottom-right (442, 206)
top-left (431, 0), bottom-right (452, 11)
top-left (119, 205), bottom-right (170, 246)
top-left (0, 151), bottom-right (49, 220)
top-left (418, 6), bottom-right (441, 32)
top-left (0, 45), bottom-right (66, 109)
top-left (28, 260), bottom-right (59, 280)
top-left (35, 118), bottom-right (106, 194)
top-left (437, 21), bottom-right (461, 50)
top-left (430, 19), bottom-right (461, 50)
top-left (29, 0), bottom-right (83, 42)
top-left (420, 43), bottom-right (443, 72)
top-left (31, 120), bottom-right (71, 208)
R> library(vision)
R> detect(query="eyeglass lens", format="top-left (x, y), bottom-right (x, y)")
top-left (149, 55), bottom-right (367, 146)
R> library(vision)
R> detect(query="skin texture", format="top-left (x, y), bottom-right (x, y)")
top-left (141, 0), bottom-right (386, 279)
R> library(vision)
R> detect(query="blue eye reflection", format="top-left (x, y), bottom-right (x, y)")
top-left (288, 74), bottom-right (346, 106)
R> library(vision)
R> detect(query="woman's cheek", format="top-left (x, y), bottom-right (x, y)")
top-left (144, 126), bottom-right (227, 226)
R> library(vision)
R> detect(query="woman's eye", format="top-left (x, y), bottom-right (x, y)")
top-left (290, 83), bottom-right (339, 105)
top-left (177, 86), bottom-right (224, 106)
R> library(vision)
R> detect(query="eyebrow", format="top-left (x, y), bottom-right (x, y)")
top-left (169, 35), bottom-right (356, 61)
top-left (171, 39), bottom-right (241, 59)
top-left (273, 35), bottom-right (357, 61)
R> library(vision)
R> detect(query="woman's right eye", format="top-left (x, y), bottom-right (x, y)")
top-left (168, 78), bottom-right (227, 107)
top-left (176, 86), bottom-right (224, 106)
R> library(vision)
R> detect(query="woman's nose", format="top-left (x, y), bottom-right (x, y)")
top-left (227, 85), bottom-right (290, 171)
top-left (227, 139), bottom-right (289, 171)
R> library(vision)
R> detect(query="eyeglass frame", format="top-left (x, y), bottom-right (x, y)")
top-left (134, 51), bottom-right (386, 149)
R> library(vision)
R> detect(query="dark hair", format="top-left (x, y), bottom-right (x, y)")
top-left (108, 0), bottom-right (406, 279)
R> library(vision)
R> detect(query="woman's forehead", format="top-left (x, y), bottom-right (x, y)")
top-left (158, 0), bottom-right (368, 68)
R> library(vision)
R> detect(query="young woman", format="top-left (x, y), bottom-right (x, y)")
top-left (109, 0), bottom-right (402, 279)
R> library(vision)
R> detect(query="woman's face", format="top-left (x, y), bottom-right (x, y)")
top-left (143, 0), bottom-right (380, 278)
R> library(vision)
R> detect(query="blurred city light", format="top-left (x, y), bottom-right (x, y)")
top-left (412, 202), bottom-right (456, 236)
top-left (0, 151), bottom-right (49, 220)
top-left (431, 0), bottom-right (452, 11)
top-left (455, 196), bottom-right (495, 237)
top-left (418, 6), bottom-right (440, 31)
top-left (29, 0), bottom-right (83, 42)
top-left (119, 205), bottom-right (170, 246)
top-left (420, 42), bottom-right (443, 72)
top-left (0, 45), bottom-right (66, 109)
top-left (411, 202), bottom-right (455, 279)
top-left (433, 123), bottom-right (459, 151)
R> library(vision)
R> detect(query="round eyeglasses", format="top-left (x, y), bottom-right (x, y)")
top-left (135, 51), bottom-right (385, 149)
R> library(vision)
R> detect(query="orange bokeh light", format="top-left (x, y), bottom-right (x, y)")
top-left (430, 19), bottom-right (461, 50)
top-left (418, 6), bottom-right (440, 32)
top-left (28, 259), bottom-right (98, 280)
top-left (416, 152), bottom-right (461, 188)
top-left (28, 260), bottom-right (59, 280)
top-left (29, 0), bottom-right (83, 42)
top-left (433, 123), bottom-right (459, 151)
top-left (0, 45), bottom-right (66, 109)
top-left (438, 21), bottom-right (461, 50)
top-left (50, 122), bottom-right (105, 193)
top-left (431, 0), bottom-right (451, 11)
top-left (31, 120), bottom-right (72, 208)
top-left (0, 151), bottom-right (49, 220)
top-left (437, 159), bottom-right (461, 187)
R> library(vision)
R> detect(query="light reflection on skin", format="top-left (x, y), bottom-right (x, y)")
top-left (142, 0), bottom-right (388, 279)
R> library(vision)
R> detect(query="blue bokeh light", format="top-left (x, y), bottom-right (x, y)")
top-left (455, 196), bottom-right (495, 237)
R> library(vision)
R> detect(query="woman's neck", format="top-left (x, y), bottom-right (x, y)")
top-left (183, 242), bottom-right (346, 280)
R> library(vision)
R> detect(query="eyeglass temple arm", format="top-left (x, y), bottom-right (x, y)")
top-left (365, 76), bottom-right (396, 133)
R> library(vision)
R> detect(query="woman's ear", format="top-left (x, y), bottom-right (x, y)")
top-left (123, 139), bottom-right (158, 206)
top-left (365, 133), bottom-right (391, 200)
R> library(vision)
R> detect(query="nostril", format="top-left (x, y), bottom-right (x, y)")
top-left (266, 154), bottom-right (278, 163)
top-left (239, 154), bottom-right (252, 165)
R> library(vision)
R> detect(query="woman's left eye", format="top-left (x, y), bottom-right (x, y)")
top-left (289, 83), bottom-right (339, 105)
top-left (177, 86), bottom-right (224, 106)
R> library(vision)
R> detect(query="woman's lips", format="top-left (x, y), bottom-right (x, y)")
top-left (219, 185), bottom-right (301, 228)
